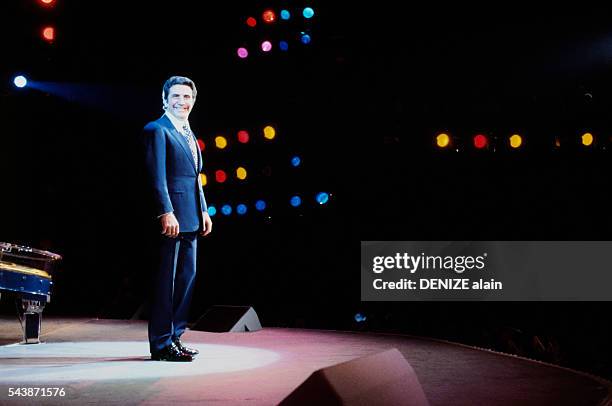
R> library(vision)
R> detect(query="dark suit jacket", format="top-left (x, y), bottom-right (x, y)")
top-left (143, 114), bottom-right (207, 232)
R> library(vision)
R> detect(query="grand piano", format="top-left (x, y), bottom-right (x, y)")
top-left (0, 242), bottom-right (61, 343)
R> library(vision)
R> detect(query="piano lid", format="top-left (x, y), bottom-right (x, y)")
top-left (0, 242), bottom-right (62, 275)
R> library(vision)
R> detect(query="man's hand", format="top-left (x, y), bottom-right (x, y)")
top-left (201, 212), bottom-right (213, 236)
top-left (160, 212), bottom-right (180, 238)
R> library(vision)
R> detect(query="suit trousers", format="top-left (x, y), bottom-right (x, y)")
top-left (148, 231), bottom-right (198, 353)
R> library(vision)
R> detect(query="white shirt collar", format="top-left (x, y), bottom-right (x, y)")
top-left (164, 112), bottom-right (191, 134)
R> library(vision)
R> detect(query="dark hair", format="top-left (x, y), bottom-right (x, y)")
top-left (162, 76), bottom-right (197, 101)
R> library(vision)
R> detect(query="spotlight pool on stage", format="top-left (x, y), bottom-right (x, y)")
top-left (0, 341), bottom-right (280, 382)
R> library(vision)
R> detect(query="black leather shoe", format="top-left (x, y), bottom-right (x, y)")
top-left (151, 342), bottom-right (193, 362)
top-left (173, 337), bottom-right (199, 356)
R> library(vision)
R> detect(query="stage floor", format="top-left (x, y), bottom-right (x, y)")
top-left (0, 317), bottom-right (610, 405)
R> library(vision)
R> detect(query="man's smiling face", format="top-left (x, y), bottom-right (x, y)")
top-left (165, 84), bottom-right (194, 121)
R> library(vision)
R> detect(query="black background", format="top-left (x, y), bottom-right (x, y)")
top-left (1, 1), bottom-right (611, 379)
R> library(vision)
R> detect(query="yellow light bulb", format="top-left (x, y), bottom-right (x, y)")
top-left (509, 134), bottom-right (522, 148)
top-left (436, 133), bottom-right (450, 148)
top-left (263, 126), bottom-right (276, 140)
top-left (215, 136), bottom-right (228, 149)
top-left (236, 167), bottom-right (247, 180)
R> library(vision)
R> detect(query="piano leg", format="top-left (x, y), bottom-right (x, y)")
top-left (20, 299), bottom-right (45, 344)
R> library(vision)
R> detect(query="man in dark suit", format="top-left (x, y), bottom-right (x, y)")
top-left (142, 76), bottom-right (212, 362)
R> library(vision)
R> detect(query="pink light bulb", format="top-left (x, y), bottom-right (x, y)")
top-left (261, 41), bottom-right (272, 52)
top-left (237, 47), bottom-right (248, 58)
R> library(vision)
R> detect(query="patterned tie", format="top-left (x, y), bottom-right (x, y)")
top-left (181, 124), bottom-right (198, 167)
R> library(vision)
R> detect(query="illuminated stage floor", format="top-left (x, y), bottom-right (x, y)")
top-left (0, 317), bottom-right (610, 405)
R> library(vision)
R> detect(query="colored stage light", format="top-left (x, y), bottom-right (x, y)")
top-left (291, 156), bottom-right (301, 167)
top-left (246, 17), bottom-right (257, 27)
top-left (290, 196), bottom-right (302, 207)
top-left (197, 139), bottom-right (205, 151)
top-left (581, 132), bottom-right (594, 146)
top-left (263, 126), bottom-right (276, 140)
top-left (215, 136), bottom-right (228, 149)
top-left (509, 134), bottom-right (523, 149)
top-left (237, 130), bottom-right (249, 143)
top-left (262, 10), bottom-right (276, 23)
top-left (255, 200), bottom-right (266, 211)
top-left (280, 10), bottom-right (291, 20)
top-left (42, 26), bottom-right (55, 42)
top-left (38, 0), bottom-right (55, 6)
top-left (300, 33), bottom-right (311, 44)
top-left (473, 134), bottom-right (488, 149)
top-left (354, 313), bottom-right (367, 322)
top-left (236, 167), bottom-right (247, 180)
top-left (237, 47), bottom-right (248, 59)
top-left (199, 173), bottom-right (207, 187)
top-left (315, 192), bottom-right (329, 205)
top-left (436, 133), bottom-right (450, 148)
top-left (279, 41), bottom-right (289, 51)
top-left (261, 41), bottom-right (272, 52)
top-left (208, 206), bottom-right (217, 216)
top-left (237, 204), bottom-right (247, 215)
top-left (303, 7), bottom-right (315, 19)
top-left (221, 205), bottom-right (232, 215)
top-left (215, 170), bottom-right (227, 183)
top-left (13, 76), bottom-right (27, 88)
